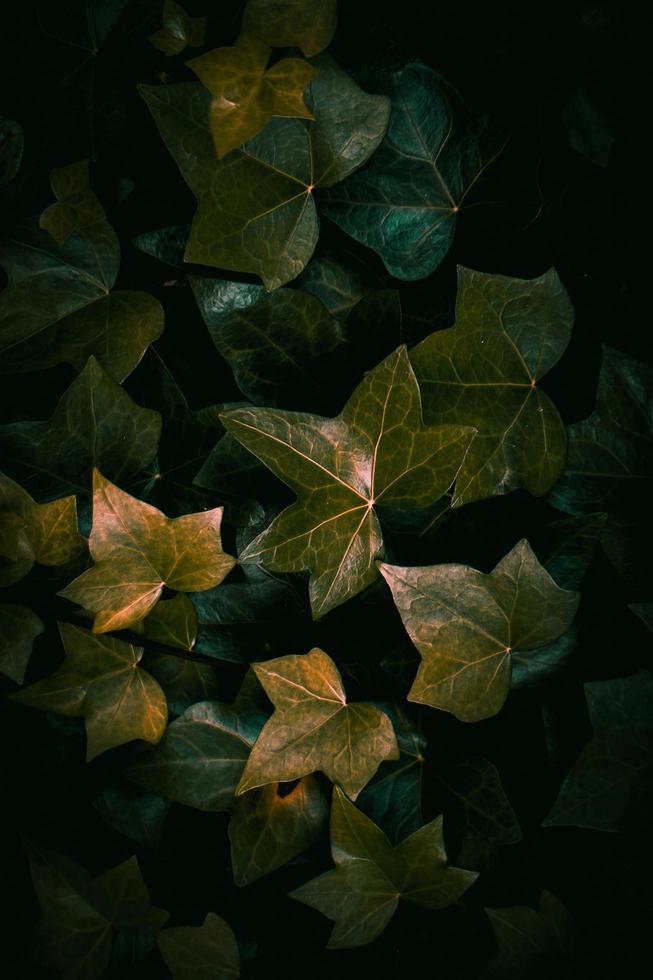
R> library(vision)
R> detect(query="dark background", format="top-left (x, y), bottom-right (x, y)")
top-left (1, 1), bottom-right (652, 977)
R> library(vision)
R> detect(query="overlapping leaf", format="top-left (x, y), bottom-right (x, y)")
top-left (39, 159), bottom-right (105, 245)
top-left (484, 891), bottom-right (574, 979)
top-left (380, 539), bottom-right (579, 721)
top-left (12, 623), bottom-right (168, 760)
top-left (236, 648), bottom-right (399, 799)
top-left (410, 266), bottom-right (574, 506)
top-left (140, 54), bottom-right (390, 288)
top-left (157, 913), bottom-right (240, 980)
top-left (148, 0), bottom-right (206, 56)
top-left (60, 470), bottom-right (236, 632)
top-left (290, 786), bottom-right (477, 948)
top-left (243, 0), bottom-right (337, 57)
top-left (320, 63), bottom-right (499, 279)
top-left (0, 603), bottom-right (44, 683)
top-left (0, 219), bottom-right (163, 379)
top-left (222, 346), bottom-right (473, 617)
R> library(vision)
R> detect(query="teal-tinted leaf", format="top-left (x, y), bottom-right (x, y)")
top-left (511, 628), bottom-right (578, 689)
top-left (539, 513), bottom-right (607, 590)
top-left (0, 603), bottom-right (44, 683)
top-left (564, 86), bottom-right (614, 168)
top-left (148, 0), bottom-right (206, 56)
top-left (139, 55), bottom-right (389, 289)
top-left (132, 224), bottom-right (190, 267)
top-left (94, 782), bottom-right (170, 848)
top-left (411, 266), bottom-right (574, 506)
top-left (191, 276), bottom-right (347, 410)
top-left (630, 602), bottom-right (653, 634)
top-left (0, 116), bottom-right (23, 186)
top-left (321, 63), bottom-right (500, 279)
top-left (484, 891), bottom-right (574, 979)
top-left (0, 357), bottom-right (161, 500)
top-left (295, 252), bottom-right (366, 319)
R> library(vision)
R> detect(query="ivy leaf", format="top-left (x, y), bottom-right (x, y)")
top-left (0, 470), bottom-right (85, 586)
top-left (157, 913), bottom-right (240, 980)
top-left (0, 357), bottom-right (161, 501)
top-left (438, 757), bottom-right (521, 855)
top-left (142, 594), bottom-right (198, 651)
top-left (320, 63), bottom-right (499, 279)
top-left (187, 35), bottom-right (317, 159)
top-left (290, 786), bottom-right (477, 948)
top-left (140, 54), bottom-right (389, 289)
top-left (0, 604), bottom-right (44, 683)
top-left (630, 602), bottom-right (653, 634)
top-left (236, 648), bottom-right (398, 799)
top-left (127, 699), bottom-right (265, 811)
top-left (484, 891), bottom-right (574, 979)
top-left (379, 539), bottom-right (579, 722)
top-left (222, 346), bottom-right (473, 617)
top-left (94, 783), bottom-right (170, 849)
top-left (543, 671), bottom-right (653, 832)
top-left (229, 776), bottom-right (328, 886)
top-left (12, 624), bottom-right (168, 761)
top-left (0, 220), bottom-right (163, 380)
top-left (59, 470), bottom-right (235, 633)
top-left (243, 0), bottom-right (337, 57)
top-left (296, 251), bottom-right (366, 319)
top-left (410, 266), bottom-right (574, 507)
top-left (148, 0), bottom-right (206, 56)
top-left (39, 160), bottom-right (106, 246)
top-left (539, 513), bottom-right (607, 591)
top-left (27, 841), bottom-right (168, 980)
top-left (0, 116), bottom-right (23, 187)
top-left (190, 276), bottom-right (347, 411)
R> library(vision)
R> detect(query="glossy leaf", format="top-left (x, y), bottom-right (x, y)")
top-left (243, 0), bottom-right (337, 57)
top-left (0, 603), bottom-right (44, 683)
top-left (60, 470), bottom-right (235, 633)
top-left (484, 891), bottom-right (574, 979)
top-left (296, 251), bottom-right (366, 318)
top-left (229, 776), bottom-right (328, 885)
top-left (380, 539), bottom-right (579, 721)
top-left (0, 217), bottom-right (163, 380)
top-left (157, 913), bottom-right (240, 980)
top-left (140, 54), bottom-right (389, 288)
top-left (321, 63), bottom-right (499, 279)
top-left (222, 346), bottom-right (473, 617)
top-left (12, 623), bottom-right (168, 761)
top-left (237, 648), bottom-right (399, 799)
top-left (148, 0), bottom-right (206, 56)
top-left (39, 160), bottom-right (105, 246)
top-left (188, 35), bottom-right (317, 158)
top-left (0, 357), bottom-right (161, 500)
top-left (411, 266), bottom-right (574, 506)
top-left (290, 786), bottom-right (477, 948)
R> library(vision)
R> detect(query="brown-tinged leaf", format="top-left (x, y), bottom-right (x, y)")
top-left (379, 539), bottom-right (579, 721)
top-left (157, 912), bottom-right (240, 979)
top-left (12, 623), bottom-right (168, 761)
top-left (0, 603), bottom-right (44, 683)
top-left (236, 648), bottom-right (399, 799)
top-left (39, 160), bottom-right (105, 246)
top-left (290, 786), bottom-right (477, 948)
top-left (149, 0), bottom-right (206, 56)
top-left (143, 594), bottom-right (198, 650)
top-left (243, 0), bottom-right (337, 57)
top-left (59, 470), bottom-right (236, 633)
top-left (188, 34), bottom-right (317, 158)
top-left (484, 891), bottom-right (574, 979)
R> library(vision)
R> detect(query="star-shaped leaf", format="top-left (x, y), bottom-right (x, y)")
top-left (140, 54), bottom-right (390, 288)
top-left (236, 649), bottom-right (398, 799)
top-left (290, 786), bottom-right (477, 948)
top-left (243, 0), bottom-right (337, 57)
top-left (0, 219), bottom-right (163, 380)
top-left (60, 470), bottom-right (236, 633)
top-left (379, 539), bottom-right (579, 721)
top-left (0, 470), bottom-right (84, 586)
top-left (410, 266), bottom-right (574, 506)
top-left (321, 63), bottom-right (500, 279)
top-left (484, 891), bottom-right (574, 979)
top-left (188, 34), bottom-right (317, 159)
top-left (39, 160), bottom-right (106, 246)
top-left (148, 0), bottom-right (206, 56)
top-left (157, 913), bottom-right (240, 980)
top-left (0, 357), bottom-right (162, 501)
top-left (12, 624), bottom-right (168, 761)
top-left (222, 346), bottom-right (473, 617)
top-left (0, 604), bottom-right (44, 683)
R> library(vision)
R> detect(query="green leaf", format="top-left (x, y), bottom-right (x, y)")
top-left (539, 513), bottom-right (607, 590)
top-left (236, 648), bottom-right (399, 799)
top-left (410, 266), bottom-right (574, 506)
top-left (39, 159), bottom-right (106, 246)
top-left (0, 357), bottom-right (161, 500)
top-left (127, 699), bottom-right (264, 811)
top-left (0, 116), bottom-right (23, 186)
top-left (243, 0), bottom-right (337, 57)
top-left (439, 757), bottom-right (521, 850)
top-left (157, 913), bottom-right (240, 980)
top-left (630, 602), bottom-right (653, 634)
top-left (190, 276), bottom-right (347, 410)
top-left (229, 775), bottom-right (328, 885)
top-left (543, 672), bottom-right (653, 832)
top-left (379, 539), bottom-right (579, 721)
top-left (12, 623), bottom-right (168, 760)
top-left (484, 891), bottom-right (574, 979)
top-left (139, 54), bottom-right (389, 288)
top-left (290, 786), bottom-right (477, 948)
top-left (0, 603), bottom-right (44, 683)
top-left (295, 251), bottom-right (366, 318)
top-left (59, 470), bottom-right (235, 633)
top-left (148, 0), bottom-right (206, 56)
top-left (0, 220), bottom-right (163, 380)
top-left (222, 346), bottom-right (473, 617)
top-left (188, 35), bottom-right (317, 158)
top-left (564, 86), bottom-right (614, 168)
top-left (320, 63), bottom-right (499, 279)
top-left (94, 783), bottom-right (170, 848)
top-left (511, 628), bottom-right (578, 689)
top-left (143, 594), bottom-right (198, 650)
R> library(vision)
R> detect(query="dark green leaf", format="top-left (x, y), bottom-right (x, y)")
top-left (0, 603), bottom-right (44, 683)
top-left (484, 891), bottom-right (574, 979)
top-left (157, 913), bottom-right (240, 979)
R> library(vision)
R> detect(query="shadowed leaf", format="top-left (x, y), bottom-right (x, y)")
top-left (149, 0), bottom-right (206, 56)
top-left (157, 913), bottom-right (240, 979)
top-left (243, 0), bottom-right (337, 57)
top-left (484, 891), bottom-right (574, 979)
top-left (39, 160), bottom-right (105, 246)
top-left (0, 604), bottom-right (44, 683)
